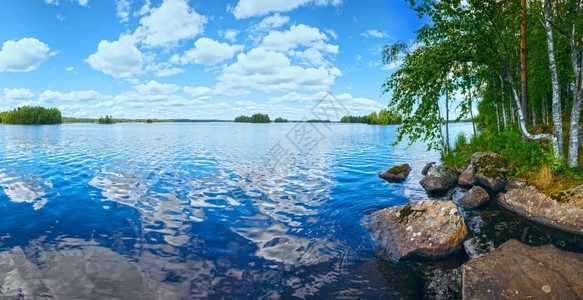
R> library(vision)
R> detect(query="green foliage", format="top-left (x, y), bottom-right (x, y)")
top-left (0, 106), bottom-right (62, 125)
top-left (98, 115), bottom-right (115, 124)
top-left (340, 109), bottom-right (402, 125)
top-left (234, 113), bottom-right (270, 123)
top-left (274, 117), bottom-right (288, 123)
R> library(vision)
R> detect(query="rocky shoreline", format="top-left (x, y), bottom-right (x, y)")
top-left (369, 152), bottom-right (583, 298)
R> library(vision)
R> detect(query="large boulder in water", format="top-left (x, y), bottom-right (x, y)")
top-left (499, 185), bottom-right (583, 235)
top-left (365, 200), bottom-right (468, 261)
top-left (458, 186), bottom-right (490, 209)
top-left (378, 163), bottom-right (411, 183)
top-left (420, 165), bottom-right (458, 193)
top-left (463, 239), bottom-right (583, 299)
top-left (421, 162), bottom-right (435, 175)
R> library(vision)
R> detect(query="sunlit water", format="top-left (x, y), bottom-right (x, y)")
top-left (0, 122), bottom-right (581, 299)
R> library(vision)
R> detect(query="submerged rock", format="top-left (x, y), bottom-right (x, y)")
top-left (379, 163), bottom-right (412, 183)
top-left (462, 239), bottom-right (583, 299)
top-left (420, 165), bottom-right (458, 193)
top-left (422, 162), bottom-right (436, 175)
top-left (458, 166), bottom-right (476, 187)
top-left (365, 200), bottom-right (468, 261)
top-left (499, 185), bottom-right (583, 235)
top-left (459, 186), bottom-right (490, 209)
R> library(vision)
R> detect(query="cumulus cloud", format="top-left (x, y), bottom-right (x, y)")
top-left (115, 0), bottom-right (131, 22)
top-left (256, 13), bottom-right (289, 30)
top-left (216, 47), bottom-right (341, 94)
top-left (135, 0), bottom-right (207, 48)
top-left (85, 35), bottom-right (143, 78)
top-left (261, 24), bottom-right (338, 66)
top-left (43, 0), bottom-right (89, 6)
top-left (133, 80), bottom-right (180, 95)
top-left (39, 90), bottom-right (105, 103)
top-left (0, 38), bottom-right (53, 72)
top-left (230, 0), bottom-right (342, 19)
top-left (173, 38), bottom-right (243, 65)
top-left (361, 29), bottom-right (388, 38)
top-left (4, 88), bottom-right (34, 101)
top-left (269, 92), bottom-right (384, 117)
top-left (218, 29), bottom-right (239, 43)
top-left (183, 86), bottom-right (212, 100)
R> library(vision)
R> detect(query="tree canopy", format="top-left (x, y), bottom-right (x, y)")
top-left (0, 106), bottom-right (62, 125)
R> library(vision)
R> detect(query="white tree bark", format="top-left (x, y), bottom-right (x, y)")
top-left (507, 74), bottom-right (560, 158)
top-left (543, 0), bottom-right (564, 160)
top-left (499, 74), bottom-right (508, 129)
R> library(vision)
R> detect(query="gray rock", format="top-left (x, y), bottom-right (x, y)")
top-left (470, 152), bottom-right (509, 174)
top-left (458, 166), bottom-right (476, 187)
top-left (365, 200), bottom-right (468, 261)
top-left (475, 169), bottom-right (506, 192)
top-left (499, 185), bottom-right (583, 235)
top-left (458, 186), bottom-right (490, 209)
top-left (420, 165), bottom-right (458, 193)
top-left (463, 239), bottom-right (583, 300)
top-left (422, 162), bottom-right (436, 175)
top-left (505, 178), bottom-right (527, 190)
top-left (379, 163), bottom-right (412, 183)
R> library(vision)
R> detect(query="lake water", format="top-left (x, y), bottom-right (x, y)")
top-left (0, 122), bottom-right (581, 299)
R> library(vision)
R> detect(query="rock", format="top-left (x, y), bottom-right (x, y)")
top-left (379, 163), bottom-right (412, 183)
top-left (505, 178), bottom-right (527, 190)
top-left (422, 162), bottom-right (435, 175)
top-left (365, 200), bottom-right (468, 261)
top-left (475, 168), bottom-right (506, 192)
top-left (458, 166), bottom-right (476, 187)
top-left (471, 152), bottom-right (509, 175)
top-left (462, 239), bottom-right (583, 300)
top-left (420, 165), bottom-right (459, 193)
top-left (459, 186), bottom-right (490, 209)
top-left (499, 185), bottom-right (583, 235)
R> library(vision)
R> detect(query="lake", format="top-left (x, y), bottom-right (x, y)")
top-left (0, 122), bottom-right (581, 299)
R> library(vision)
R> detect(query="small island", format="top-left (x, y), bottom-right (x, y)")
top-left (341, 109), bottom-right (402, 125)
top-left (0, 106), bottom-right (62, 125)
top-left (234, 113), bottom-right (270, 123)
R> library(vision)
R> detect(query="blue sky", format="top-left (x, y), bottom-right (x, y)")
top-left (0, 0), bottom-right (424, 120)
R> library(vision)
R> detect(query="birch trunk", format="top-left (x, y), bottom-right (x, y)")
top-left (499, 75), bottom-right (508, 129)
top-left (495, 102), bottom-right (501, 133)
top-left (445, 89), bottom-right (450, 153)
top-left (543, 0), bottom-right (564, 160)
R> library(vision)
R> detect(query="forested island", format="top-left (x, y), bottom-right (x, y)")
top-left (234, 113), bottom-right (271, 123)
top-left (341, 109), bottom-right (402, 125)
top-left (0, 106), bottom-right (62, 125)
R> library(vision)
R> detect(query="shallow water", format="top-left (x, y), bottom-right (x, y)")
top-left (0, 122), bottom-right (581, 299)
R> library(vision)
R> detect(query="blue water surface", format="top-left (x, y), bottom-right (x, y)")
top-left (0, 122), bottom-right (471, 299)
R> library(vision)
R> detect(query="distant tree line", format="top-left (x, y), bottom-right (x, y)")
top-left (234, 113), bottom-right (271, 123)
top-left (341, 109), bottom-right (402, 125)
top-left (0, 106), bottom-right (62, 125)
top-left (274, 117), bottom-right (288, 123)
top-left (98, 115), bottom-right (115, 124)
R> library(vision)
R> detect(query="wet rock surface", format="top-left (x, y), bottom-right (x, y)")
top-left (459, 186), bottom-right (490, 209)
top-left (500, 185), bottom-right (583, 235)
top-left (420, 165), bottom-right (458, 193)
top-left (365, 200), bottom-right (468, 261)
top-left (463, 239), bottom-right (583, 300)
top-left (458, 167), bottom-right (476, 187)
top-left (378, 163), bottom-right (412, 183)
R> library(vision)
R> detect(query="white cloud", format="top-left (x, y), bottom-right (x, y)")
top-left (356, 55), bottom-right (362, 61)
top-left (325, 29), bottom-right (338, 39)
top-left (183, 86), bottom-right (212, 100)
top-left (135, 0), bottom-right (207, 48)
top-left (217, 47), bottom-right (341, 94)
top-left (175, 38), bottom-right (243, 65)
top-left (39, 90), bottom-right (105, 103)
top-left (75, 0), bottom-right (88, 6)
top-left (230, 0), bottom-right (342, 19)
top-left (218, 29), bottom-right (239, 43)
top-left (261, 24), bottom-right (338, 66)
top-left (85, 35), bottom-right (143, 78)
top-left (44, 0), bottom-right (58, 5)
top-left (116, 0), bottom-right (131, 23)
top-left (361, 29), bottom-right (388, 39)
top-left (269, 92), bottom-right (384, 117)
top-left (256, 13), bottom-right (289, 29)
top-left (381, 59), bottom-right (403, 71)
top-left (44, 0), bottom-right (89, 6)
top-left (0, 38), bottom-right (52, 72)
top-left (66, 66), bottom-right (74, 71)
top-left (134, 80), bottom-right (180, 95)
top-left (4, 88), bottom-right (34, 101)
